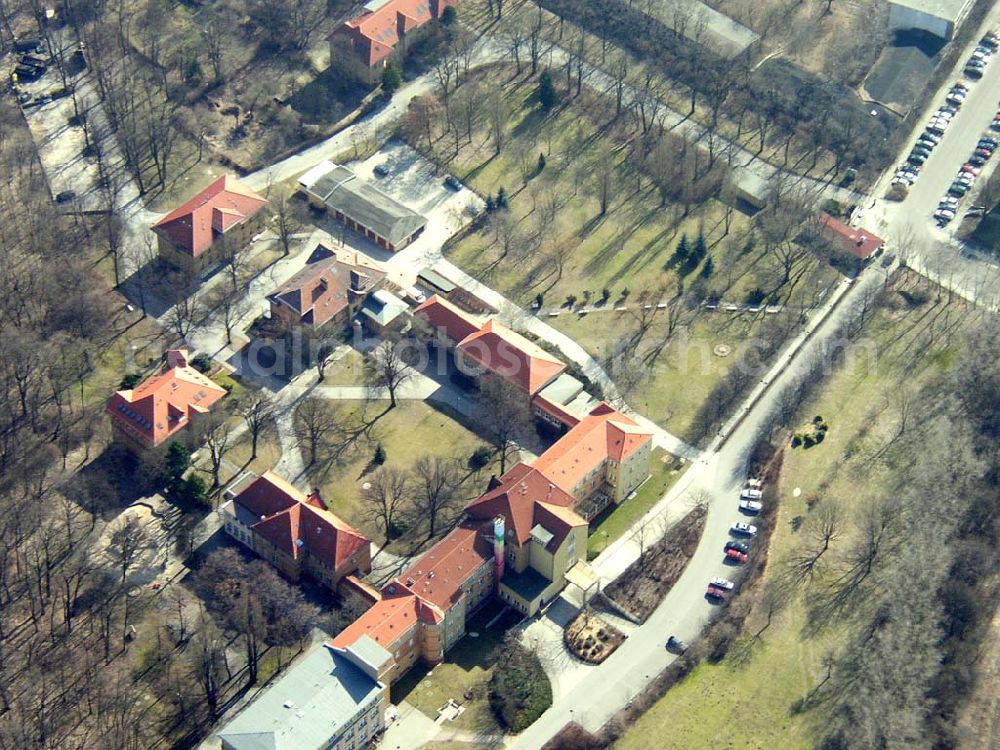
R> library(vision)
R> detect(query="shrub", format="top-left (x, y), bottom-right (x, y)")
top-left (745, 287), bottom-right (766, 305)
top-left (382, 63), bottom-right (402, 95)
top-left (886, 183), bottom-right (908, 202)
top-left (791, 435), bottom-right (802, 448)
top-left (469, 446), bottom-right (492, 470)
top-left (814, 430), bottom-right (825, 443)
top-left (120, 372), bottom-right (143, 389)
top-left (441, 5), bottom-right (457, 24)
top-left (190, 353), bottom-right (213, 373)
top-left (814, 415), bottom-right (824, 424)
top-left (372, 443), bottom-right (386, 466)
top-left (802, 434), bottom-right (816, 448)
top-left (489, 638), bottom-right (553, 732)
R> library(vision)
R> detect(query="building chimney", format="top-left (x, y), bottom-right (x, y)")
top-left (350, 269), bottom-right (369, 292)
top-left (487, 474), bottom-right (502, 491)
top-left (166, 349), bottom-right (189, 369)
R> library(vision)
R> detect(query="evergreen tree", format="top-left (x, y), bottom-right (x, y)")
top-left (441, 6), bottom-right (457, 24)
top-left (166, 441), bottom-right (191, 483)
top-left (674, 233), bottom-right (690, 263)
top-left (692, 232), bottom-right (708, 262)
top-left (538, 70), bottom-right (558, 110)
top-left (382, 64), bottom-right (402, 95)
top-left (700, 255), bottom-right (714, 278)
top-left (537, 152), bottom-right (546, 172)
top-left (485, 195), bottom-right (496, 212)
top-left (497, 187), bottom-right (509, 210)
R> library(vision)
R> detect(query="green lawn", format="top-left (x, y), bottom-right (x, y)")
top-left (392, 604), bottom-right (523, 733)
top-left (301, 399), bottom-right (495, 551)
top-left (587, 449), bottom-right (683, 559)
top-left (614, 272), bottom-right (974, 748)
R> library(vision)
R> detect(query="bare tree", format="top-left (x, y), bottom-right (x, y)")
top-left (365, 340), bottom-right (413, 409)
top-left (786, 500), bottom-right (842, 583)
top-left (363, 467), bottom-right (411, 550)
top-left (200, 415), bottom-right (233, 491)
top-left (294, 399), bottom-right (336, 467)
top-left (476, 377), bottom-right (531, 475)
top-left (239, 393), bottom-right (274, 460)
top-left (488, 89), bottom-right (508, 156)
top-left (109, 516), bottom-right (147, 585)
top-left (413, 456), bottom-right (459, 538)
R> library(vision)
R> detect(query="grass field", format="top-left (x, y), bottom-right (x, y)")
top-left (587, 448), bottom-right (683, 559)
top-left (393, 603), bottom-right (523, 733)
top-left (614, 272), bottom-right (976, 748)
top-left (301, 399), bottom-right (494, 551)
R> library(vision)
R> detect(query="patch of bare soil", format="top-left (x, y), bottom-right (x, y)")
top-left (564, 610), bottom-right (625, 664)
top-left (604, 505), bottom-right (708, 622)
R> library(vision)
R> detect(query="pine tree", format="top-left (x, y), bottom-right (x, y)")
top-left (692, 232), bottom-right (708, 262)
top-left (674, 234), bottom-right (689, 262)
top-left (382, 64), bottom-right (402, 95)
top-left (485, 195), bottom-right (496, 212)
top-left (538, 70), bottom-right (558, 110)
top-left (497, 187), bottom-right (509, 210)
top-left (700, 255), bottom-right (714, 278)
top-left (537, 152), bottom-right (546, 172)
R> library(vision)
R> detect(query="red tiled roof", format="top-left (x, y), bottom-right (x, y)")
top-left (331, 588), bottom-right (425, 651)
top-left (465, 463), bottom-right (577, 546)
top-left (268, 245), bottom-right (386, 328)
top-left (106, 349), bottom-right (227, 448)
top-left (414, 294), bottom-right (481, 343)
top-left (532, 402), bottom-right (652, 494)
top-left (818, 213), bottom-right (883, 260)
top-left (153, 176), bottom-right (268, 258)
top-left (457, 320), bottom-right (566, 394)
top-left (396, 522), bottom-right (493, 611)
top-left (328, 0), bottom-right (457, 68)
top-left (235, 472), bottom-right (369, 570)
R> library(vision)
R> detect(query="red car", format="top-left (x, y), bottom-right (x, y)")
top-left (706, 585), bottom-right (730, 601)
top-left (726, 548), bottom-right (748, 564)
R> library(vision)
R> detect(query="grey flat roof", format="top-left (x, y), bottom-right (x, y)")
top-left (216, 644), bottom-right (383, 750)
top-left (500, 566), bottom-right (551, 603)
top-left (304, 163), bottom-right (427, 246)
top-left (646, 0), bottom-right (759, 58)
top-left (730, 166), bottom-right (771, 202)
top-left (417, 267), bottom-right (457, 293)
top-left (537, 372), bottom-right (585, 407)
top-left (889, 0), bottom-right (972, 22)
top-left (345, 635), bottom-right (392, 673)
top-left (360, 290), bottom-right (407, 326)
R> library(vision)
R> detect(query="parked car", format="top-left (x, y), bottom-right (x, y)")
top-left (948, 183), bottom-right (969, 196)
top-left (725, 541), bottom-right (750, 554)
top-left (706, 584), bottom-right (730, 600)
top-left (13, 38), bottom-right (42, 53)
top-left (978, 136), bottom-right (998, 148)
top-left (740, 498), bottom-right (763, 513)
top-left (20, 55), bottom-right (49, 69)
top-left (940, 195), bottom-right (960, 207)
top-left (921, 131), bottom-right (942, 144)
top-left (962, 164), bottom-right (981, 175)
top-left (975, 148), bottom-right (993, 159)
top-left (731, 522), bottom-right (758, 537)
top-left (740, 488), bottom-right (762, 500)
top-left (373, 164), bottom-right (390, 178)
top-left (710, 577), bottom-right (735, 590)
top-left (444, 175), bottom-right (462, 191)
top-left (970, 155), bottom-right (987, 167)
top-left (725, 549), bottom-right (748, 565)
top-left (965, 66), bottom-right (984, 79)
top-left (12, 64), bottom-right (44, 81)
top-left (666, 636), bottom-right (688, 653)
top-left (982, 33), bottom-right (999, 50)
top-left (56, 190), bottom-right (77, 203)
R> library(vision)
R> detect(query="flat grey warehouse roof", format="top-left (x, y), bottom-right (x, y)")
top-left (888, 0), bottom-right (973, 22)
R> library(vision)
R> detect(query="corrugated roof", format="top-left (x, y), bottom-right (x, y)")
top-left (302, 163), bottom-right (426, 246)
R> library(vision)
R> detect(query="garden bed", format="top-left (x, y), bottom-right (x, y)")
top-left (603, 505), bottom-right (708, 622)
top-left (564, 610), bottom-right (626, 664)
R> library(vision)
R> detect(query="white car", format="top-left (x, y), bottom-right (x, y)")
top-left (740, 499), bottom-right (763, 513)
top-left (710, 577), bottom-right (735, 590)
top-left (940, 195), bottom-right (959, 207)
top-left (746, 478), bottom-right (763, 488)
top-left (731, 522), bottom-right (758, 536)
top-left (740, 488), bottom-right (763, 500)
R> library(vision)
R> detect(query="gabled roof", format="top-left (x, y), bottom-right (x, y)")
top-left (413, 294), bottom-right (482, 342)
top-left (153, 176), bottom-right (268, 258)
top-left (233, 472), bottom-right (369, 571)
top-left (532, 402), bottom-right (653, 494)
top-left (396, 522), bottom-right (493, 611)
top-left (299, 162), bottom-right (426, 246)
top-left (105, 349), bottom-right (227, 448)
top-left (328, 0), bottom-right (449, 67)
top-left (465, 463), bottom-right (579, 547)
top-left (818, 213), bottom-right (883, 260)
top-left (268, 245), bottom-right (385, 328)
top-left (457, 320), bottom-right (566, 394)
top-left (330, 586), bottom-right (437, 651)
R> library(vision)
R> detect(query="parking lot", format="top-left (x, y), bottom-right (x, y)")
top-left (313, 140), bottom-right (483, 287)
top-left (9, 35), bottom-right (136, 213)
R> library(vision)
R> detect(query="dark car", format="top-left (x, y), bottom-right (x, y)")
top-left (373, 164), bottom-right (390, 178)
top-left (969, 155), bottom-right (987, 167)
top-left (706, 585), bottom-right (730, 601)
top-left (966, 66), bottom-right (985, 79)
top-left (666, 636), bottom-right (688, 653)
top-left (444, 175), bottom-right (462, 191)
top-left (56, 190), bottom-right (77, 203)
top-left (14, 38), bottom-right (42, 53)
top-left (13, 64), bottom-right (43, 81)
top-left (948, 183), bottom-right (969, 196)
top-left (725, 540), bottom-right (750, 554)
